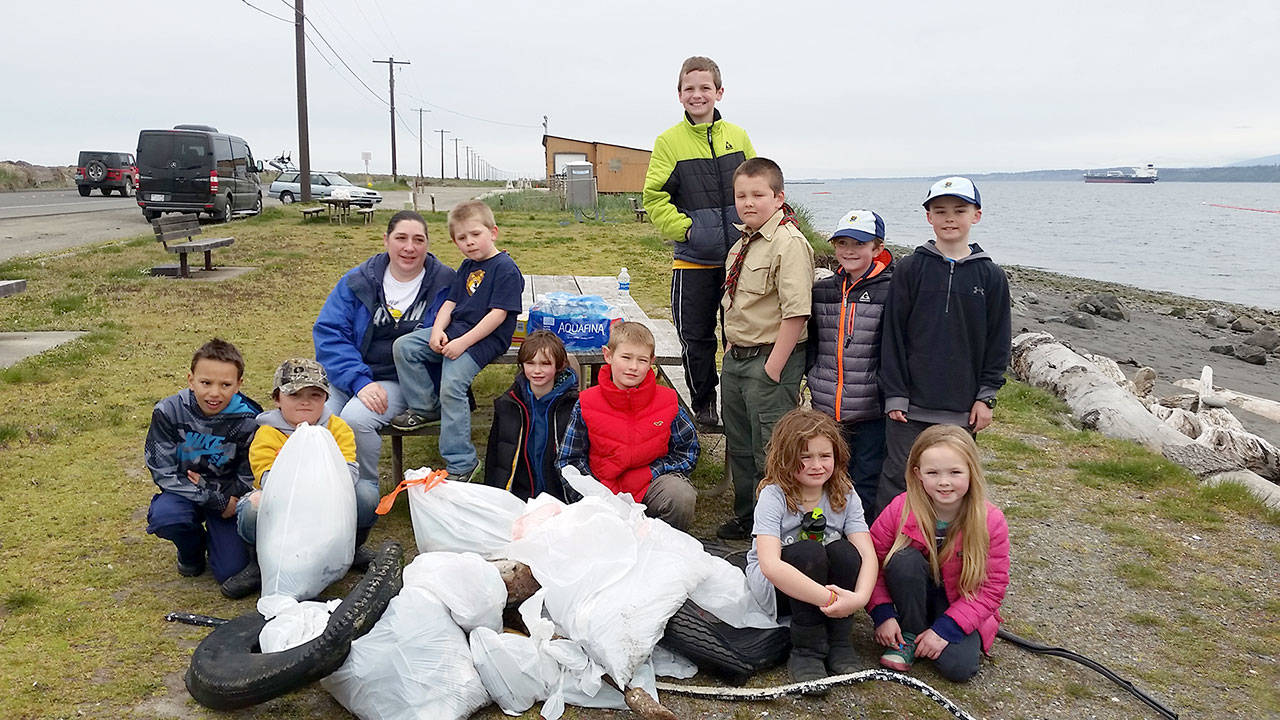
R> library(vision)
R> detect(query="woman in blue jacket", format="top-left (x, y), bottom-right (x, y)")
top-left (312, 210), bottom-right (454, 542)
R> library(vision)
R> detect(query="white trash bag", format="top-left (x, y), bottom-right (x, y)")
top-left (322, 585), bottom-right (489, 720)
top-left (257, 597), bottom-right (342, 653)
top-left (402, 551), bottom-right (506, 633)
top-left (256, 423), bottom-right (356, 605)
top-left (377, 467), bottom-right (526, 559)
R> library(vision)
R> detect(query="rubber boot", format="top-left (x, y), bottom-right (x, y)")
top-left (219, 549), bottom-right (260, 599)
top-left (787, 621), bottom-right (830, 694)
top-left (825, 616), bottom-right (859, 675)
top-left (351, 526), bottom-right (375, 572)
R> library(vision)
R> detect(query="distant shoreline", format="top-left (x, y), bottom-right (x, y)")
top-left (798, 165), bottom-right (1280, 183)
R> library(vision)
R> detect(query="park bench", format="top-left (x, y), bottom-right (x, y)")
top-left (375, 388), bottom-right (478, 490)
top-left (151, 215), bottom-right (235, 278)
top-left (630, 197), bottom-right (649, 223)
top-left (300, 207), bottom-right (325, 220)
top-left (355, 207), bottom-right (376, 225)
top-left (0, 279), bottom-right (27, 298)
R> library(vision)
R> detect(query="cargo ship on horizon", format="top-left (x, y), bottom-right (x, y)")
top-left (1083, 163), bottom-right (1159, 183)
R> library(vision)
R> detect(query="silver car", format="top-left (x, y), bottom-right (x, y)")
top-left (269, 172), bottom-right (383, 207)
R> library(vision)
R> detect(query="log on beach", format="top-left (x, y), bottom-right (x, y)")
top-left (1011, 331), bottom-right (1280, 509)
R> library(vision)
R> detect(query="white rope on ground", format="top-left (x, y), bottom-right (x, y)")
top-left (656, 668), bottom-right (977, 720)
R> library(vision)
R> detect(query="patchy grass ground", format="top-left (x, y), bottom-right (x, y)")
top-left (0, 203), bottom-right (1276, 720)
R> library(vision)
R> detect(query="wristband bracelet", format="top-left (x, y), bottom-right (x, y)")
top-left (823, 589), bottom-right (838, 608)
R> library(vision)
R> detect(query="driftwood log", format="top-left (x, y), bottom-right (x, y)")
top-left (493, 560), bottom-right (678, 720)
top-left (1011, 332), bottom-right (1280, 509)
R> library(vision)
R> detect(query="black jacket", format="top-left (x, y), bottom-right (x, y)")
top-left (880, 242), bottom-right (1011, 421)
top-left (483, 368), bottom-right (579, 502)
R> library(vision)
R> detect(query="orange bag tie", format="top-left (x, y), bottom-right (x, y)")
top-left (374, 468), bottom-right (448, 515)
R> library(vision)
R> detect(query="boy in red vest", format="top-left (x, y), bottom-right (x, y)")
top-left (556, 321), bottom-right (700, 531)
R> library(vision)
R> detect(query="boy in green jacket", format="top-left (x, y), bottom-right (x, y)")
top-left (643, 56), bottom-right (755, 429)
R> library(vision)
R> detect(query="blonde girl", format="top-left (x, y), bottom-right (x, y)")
top-left (744, 408), bottom-right (878, 684)
top-left (867, 424), bottom-right (1010, 681)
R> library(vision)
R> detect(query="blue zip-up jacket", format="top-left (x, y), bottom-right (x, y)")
top-left (880, 241), bottom-right (1011, 423)
top-left (484, 367), bottom-right (579, 502)
top-left (144, 388), bottom-right (263, 513)
top-left (313, 252), bottom-right (454, 397)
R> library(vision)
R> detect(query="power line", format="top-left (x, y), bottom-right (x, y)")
top-left (403, 93), bottom-right (542, 129)
top-left (240, 0), bottom-right (292, 23)
top-left (303, 17), bottom-right (387, 107)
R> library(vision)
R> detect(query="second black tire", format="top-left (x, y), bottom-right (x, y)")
top-left (658, 599), bottom-right (790, 686)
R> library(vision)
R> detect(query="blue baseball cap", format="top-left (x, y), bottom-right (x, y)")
top-left (923, 176), bottom-right (981, 208)
top-left (829, 210), bottom-right (885, 244)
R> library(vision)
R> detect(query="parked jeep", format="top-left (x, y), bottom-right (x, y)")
top-left (75, 151), bottom-right (139, 197)
top-left (136, 125), bottom-right (263, 222)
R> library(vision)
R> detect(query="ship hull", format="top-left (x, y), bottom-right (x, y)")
top-left (1083, 176), bottom-right (1158, 184)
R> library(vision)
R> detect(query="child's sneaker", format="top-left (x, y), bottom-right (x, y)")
top-left (879, 632), bottom-right (917, 672)
top-left (389, 409), bottom-right (441, 431)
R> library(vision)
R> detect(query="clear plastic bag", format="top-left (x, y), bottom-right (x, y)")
top-left (322, 586), bottom-right (489, 720)
top-left (376, 467), bottom-right (526, 559)
top-left (527, 292), bottom-right (622, 352)
top-left (256, 423), bottom-right (356, 604)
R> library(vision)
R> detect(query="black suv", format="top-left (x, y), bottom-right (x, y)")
top-left (136, 125), bottom-right (263, 222)
top-left (76, 151), bottom-right (139, 197)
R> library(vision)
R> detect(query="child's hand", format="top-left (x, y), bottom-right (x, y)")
top-left (914, 629), bottom-right (949, 659)
top-left (874, 617), bottom-right (904, 648)
top-left (969, 401), bottom-right (993, 432)
top-left (763, 356), bottom-right (783, 383)
top-left (429, 329), bottom-right (448, 353)
top-left (887, 409), bottom-right (907, 423)
top-left (221, 495), bottom-right (238, 519)
top-left (186, 469), bottom-right (202, 485)
top-left (819, 586), bottom-right (865, 618)
top-left (441, 336), bottom-right (470, 360)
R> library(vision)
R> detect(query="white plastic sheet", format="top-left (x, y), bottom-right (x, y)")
top-left (402, 551), bottom-right (506, 633)
top-left (257, 597), bottom-right (341, 653)
top-left (402, 467), bottom-right (526, 559)
top-left (256, 423), bottom-right (356, 604)
top-left (322, 586), bottom-right (489, 720)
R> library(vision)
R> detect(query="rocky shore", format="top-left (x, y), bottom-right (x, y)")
top-left (1003, 264), bottom-right (1280, 446)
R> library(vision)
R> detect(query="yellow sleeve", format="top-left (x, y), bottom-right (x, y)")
top-left (248, 426), bottom-right (287, 488)
top-left (327, 415), bottom-right (358, 463)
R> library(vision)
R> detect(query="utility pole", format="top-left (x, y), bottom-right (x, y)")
top-left (413, 108), bottom-right (429, 182)
top-left (452, 138), bottom-right (463, 179)
top-left (435, 129), bottom-right (449, 179)
top-left (373, 56), bottom-right (410, 182)
top-left (294, 0), bottom-right (312, 201)
top-left (465, 146), bottom-right (472, 180)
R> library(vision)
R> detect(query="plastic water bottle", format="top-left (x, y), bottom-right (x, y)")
top-left (617, 267), bottom-right (631, 294)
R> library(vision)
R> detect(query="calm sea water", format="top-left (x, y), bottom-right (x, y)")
top-left (793, 180), bottom-right (1280, 310)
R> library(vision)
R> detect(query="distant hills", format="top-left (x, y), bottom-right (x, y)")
top-left (893, 163), bottom-right (1280, 183)
top-left (1228, 153), bottom-right (1280, 167)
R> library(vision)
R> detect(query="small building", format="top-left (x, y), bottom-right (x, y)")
top-left (542, 135), bottom-right (651, 193)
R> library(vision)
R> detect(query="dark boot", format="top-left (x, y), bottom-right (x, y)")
top-left (351, 526), bottom-right (375, 572)
top-left (787, 621), bottom-right (830, 693)
top-left (825, 616), bottom-right (859, 674)
top-left (219, 550), bottom-right (260, 599)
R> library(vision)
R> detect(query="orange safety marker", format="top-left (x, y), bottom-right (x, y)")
top-left (374, 468), bottom-right (449, 515)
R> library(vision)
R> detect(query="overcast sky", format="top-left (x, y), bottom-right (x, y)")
top-left (4, 1), bottom-right (1278, 178)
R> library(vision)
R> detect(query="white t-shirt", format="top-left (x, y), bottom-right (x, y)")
top-left (382, 268), bottom-right (424, 320)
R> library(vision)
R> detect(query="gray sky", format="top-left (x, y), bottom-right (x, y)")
top-left (4, 0), bottom-right (1278, 178)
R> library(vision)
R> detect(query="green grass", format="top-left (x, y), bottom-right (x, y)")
top-left (0, 206), bottom-right (1277, 719)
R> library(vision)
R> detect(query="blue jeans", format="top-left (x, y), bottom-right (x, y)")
top-left (393, 330), bottom-right (483, 475)
top-left (327, 381), bottom-right (406, 503)
top-left (147, 491), bottom-right (249, 583)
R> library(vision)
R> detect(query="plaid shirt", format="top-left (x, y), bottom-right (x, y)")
top-left (556, 402), bottom-right (700, 482)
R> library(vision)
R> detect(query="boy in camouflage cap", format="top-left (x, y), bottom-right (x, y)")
top-left (220, 358), bottom-right (375, 599)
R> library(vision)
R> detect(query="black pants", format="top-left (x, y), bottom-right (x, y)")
top-left (671, 267), bottom-right (725, 412)
top-left (841, 417), bottom-right (886, 524)
top-left (883, 546), bottom-right (982, 681)
top-left (775, 539), bottom-right (862, 626)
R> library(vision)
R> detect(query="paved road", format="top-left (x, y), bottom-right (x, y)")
top-left (0, 188), bottom-right (138, 220)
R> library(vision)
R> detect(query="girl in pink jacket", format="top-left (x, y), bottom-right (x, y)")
top-left (868, 424), bottom-right (1010, 681)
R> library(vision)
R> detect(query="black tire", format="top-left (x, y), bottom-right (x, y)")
top-left (78, 185), bottom-right (91, 197)
top-left (184, 540), bottom-right (404, 710)
top-left (121, 178), bottom-right (134, 197)
top-left (252, 193), bottom-right (263, 216)
top-left (658, 600), bottom-right (791, 686)
top-left (279, 191), bottom-right (294, 204)
top-left (86, 159), bottom-right (107, 183)
top-left (221, 195), bottom-right (235, 223)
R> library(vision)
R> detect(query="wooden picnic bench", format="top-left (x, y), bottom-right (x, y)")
top-left (150, 215), bottom-right (235, 278)
top-left (300, 207), bottom-right (325, 220)
top-left (0, 279), bottom-right (27, 298)
top-left (355, 207), bottom-right (376, 224)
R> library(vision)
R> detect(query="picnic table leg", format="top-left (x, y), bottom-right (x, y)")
top-left (391, 435), bottom-right (404, 486)
top-left (179, 252), bottom-right (190, 279)
top-left (203, 249), bottom-right (214, 271)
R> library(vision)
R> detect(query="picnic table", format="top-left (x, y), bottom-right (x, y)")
top-left (320, 197), bottom-right (352, 224)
